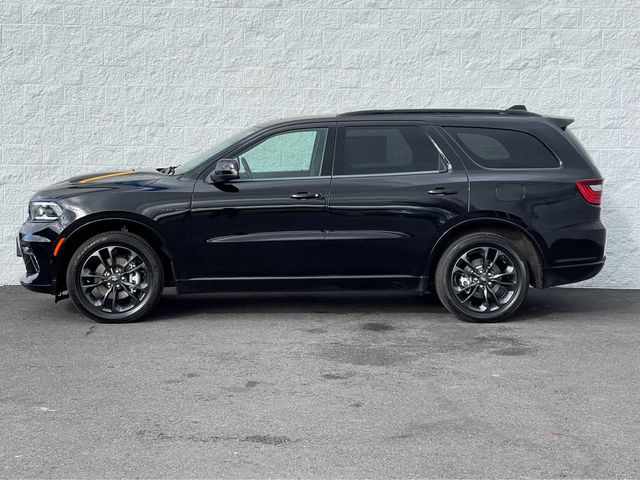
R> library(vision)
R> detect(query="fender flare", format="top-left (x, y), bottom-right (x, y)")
top-left (424, 214), bottom-right (548, 289)
top-left (52, 212), bottom-right (177, 292)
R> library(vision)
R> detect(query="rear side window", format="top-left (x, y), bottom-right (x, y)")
top-left (446, 127), bottom-right (559, 169)
top-left (335, 126), bottom-right (443, 176)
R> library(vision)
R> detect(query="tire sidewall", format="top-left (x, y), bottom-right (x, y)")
top-left (435, 233), bottom-right (529, 323)
top-left (67, 232), bottom-right (163, 323)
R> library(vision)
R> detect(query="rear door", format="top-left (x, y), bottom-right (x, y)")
top-left (326, 122), bottom-right (469, 277)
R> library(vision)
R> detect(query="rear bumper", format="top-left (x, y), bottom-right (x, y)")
top-left (542, 258), bottom-right (605, 288)
top-left (539, 217), bottom-right (606, 288)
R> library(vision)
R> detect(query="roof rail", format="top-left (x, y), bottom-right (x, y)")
top-left (337, 106), bottom-right (538, 117)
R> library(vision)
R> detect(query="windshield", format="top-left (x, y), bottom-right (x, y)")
top-left (173, 127), bottom-right (258, 174)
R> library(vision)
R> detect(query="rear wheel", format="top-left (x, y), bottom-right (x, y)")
top-left (435, 232), bottom-right (529, 323)
top-left (66, 232), bottom-right (163, 323)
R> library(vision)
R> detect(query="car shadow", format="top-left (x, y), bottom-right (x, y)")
top-left (142, 287), bottom-right (639, 323)
top-left (147, 290), bottom-right (446, 322)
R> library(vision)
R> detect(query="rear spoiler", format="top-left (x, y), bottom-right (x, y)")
top-left (505, 105), bottom-right (575, 129)
top-left (547, 116), bottom-right (574, 130)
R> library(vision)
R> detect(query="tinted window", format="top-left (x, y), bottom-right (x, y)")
top-left (446, 127), bottom-right (559, 169)
top-left (236, 128), bottom-right (328, 179)
top-left (335, 126), bottom-right (443, 175)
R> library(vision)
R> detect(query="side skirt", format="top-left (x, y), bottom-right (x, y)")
top-left (175, 275), bottom-right (424, 294)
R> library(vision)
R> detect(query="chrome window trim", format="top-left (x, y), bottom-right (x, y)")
top-left (231, 169), bottom-right (450, 182)
top-left (443, 125), bottom-right (563, 171)
top-left (427, 133), bottom-right (453, 173)
top-left (330, 169), bottom-right (444, 179)
top-left (226, 126), bottom-right (454, 181)
top-left (232, 175), bottom-right (331, 183)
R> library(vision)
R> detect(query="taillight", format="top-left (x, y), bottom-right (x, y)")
top-left (576, 179), bottom-right (603, 205)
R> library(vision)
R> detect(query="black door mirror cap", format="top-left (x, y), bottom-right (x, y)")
top-left (210, 158), bottom-right (240, 183)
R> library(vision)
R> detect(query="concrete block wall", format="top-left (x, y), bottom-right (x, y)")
top-left (1, 0), bottom-right (638, 288)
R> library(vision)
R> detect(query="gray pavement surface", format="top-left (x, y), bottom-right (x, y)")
top-left (1, 286), bottom-right (639, 479)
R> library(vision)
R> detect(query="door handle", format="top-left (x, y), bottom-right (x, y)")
top-left (291, 192), bottom-right (322, 200)
top-left (427, 187), bottom-right (458, 196)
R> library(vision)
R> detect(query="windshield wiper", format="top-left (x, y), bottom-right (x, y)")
top-left (158, 165), bottom-right (180, 175)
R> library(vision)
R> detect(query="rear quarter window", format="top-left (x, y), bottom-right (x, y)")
top-left (446, 127), bottom-right (559, 169)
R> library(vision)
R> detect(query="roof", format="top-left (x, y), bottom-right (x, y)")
top-left (255, 105), bottom-right (573, 129)
top-left (337, 105), bottom-right (538, 117)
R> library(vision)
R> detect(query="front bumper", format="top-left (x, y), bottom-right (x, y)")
top-left (17, 220), bottom-right (62, 295)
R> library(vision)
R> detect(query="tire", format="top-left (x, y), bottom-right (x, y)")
top-left (435, 232), bottom-right (529, 323)
top-left (66, 231), bottom-right (164, 323)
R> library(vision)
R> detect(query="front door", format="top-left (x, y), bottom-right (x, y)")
top-left (326, 122), bottom-right (469, 278)
top-left (190, 124), bottom-right (335, 278)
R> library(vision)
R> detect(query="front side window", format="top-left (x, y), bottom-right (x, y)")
top-left (446, 127), bottom-right (559, 169)
top-left (235, 128), bottom-right (328, 179)
top-left (335, 125), bottom-right (443, 176)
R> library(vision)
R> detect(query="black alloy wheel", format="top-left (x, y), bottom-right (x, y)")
top-left (67, 232), bottom-right (163, 323)
top-left (435, 232), bottom-right (529, 322)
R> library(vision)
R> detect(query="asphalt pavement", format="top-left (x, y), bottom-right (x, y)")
top-left (1, 285), bottom-right (639, 479)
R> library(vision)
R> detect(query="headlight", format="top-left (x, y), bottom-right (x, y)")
top-left (29, 201), bottom-right (63, 222)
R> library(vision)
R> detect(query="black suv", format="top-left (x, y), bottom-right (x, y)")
top-left (17, 106), bottom-right (606, 323)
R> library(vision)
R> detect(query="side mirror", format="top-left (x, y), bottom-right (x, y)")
top-left (210, 158), bottom-right (239, 183)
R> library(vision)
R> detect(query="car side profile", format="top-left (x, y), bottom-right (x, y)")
top-left (17, 106), bottom-right (606, 323)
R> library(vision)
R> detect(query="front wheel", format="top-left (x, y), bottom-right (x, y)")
top-left (435, 233), bottom-right (529, 323)
top-left (66, 232), bottom-right (164, 323)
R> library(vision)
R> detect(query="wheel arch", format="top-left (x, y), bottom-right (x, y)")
top-left (425, 215), bottom-right (547, 290)
top-left (53, 213), bottom-right (176, 294)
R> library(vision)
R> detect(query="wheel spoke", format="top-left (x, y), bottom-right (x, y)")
top-left (453, 282), bottom-right (475, 293)
top-left (121, 280), bottom-right (148, 291)
top-left (109, 286), bottom-right (118, 312)
top-left (482, 286), bottom-right (490, 308)
top-left (458, 254), bottom-right (476, 271)
top-left (97, 248), bottom-right (112, 271)
top-left (126, 263), bottom-right (145, 274)
top-left (81, 273), bottom-right (104, 280)
top-left (86, 251), bottom-right (105, 271)
top-left (122, 252), bottom-right (139, 271)
top-left (479, 247), bottom-right (489, 268)
top-left (108, 246), bottom-right (118, 269)
top-left (491, 271), bottom-right (515, 280)
top-left (453, 265), bottom-right (477, 277)
top-left (486, 248), bottom-right (499, 271)
top-left (486, 286), bottom-right (501, 307)
top-left (121, 284), bottom-right (141, 304)
top-left (100, 286), bottom-right (114, 311)
top-left (460, 284), bottom-right (479, 303)
top-left (81, 274), bottom-right (105, 289)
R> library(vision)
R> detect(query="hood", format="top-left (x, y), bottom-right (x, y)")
top-left (66, 169), bottom-right (165, 186)
top-left (33, 169), bottom-right (166, 201)
top-left (26, 169), bottom-right (177, 227)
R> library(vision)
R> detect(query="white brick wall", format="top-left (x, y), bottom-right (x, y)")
top-left (1, 0), bottom-right (639, 288)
